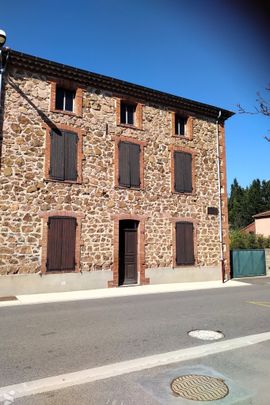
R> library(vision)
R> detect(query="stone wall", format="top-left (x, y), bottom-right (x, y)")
top-left (0, 67), bottom-right (229, 284)
top-left (265, 249), bottom-right (270, 276)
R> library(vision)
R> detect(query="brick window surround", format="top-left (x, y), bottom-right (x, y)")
top-left (171, 112), bottom-right (193, 140)
top-left (50, 80), bottom-right (83, 116)
top-left (114, 135), bottom-right (146, 189)
top-left (43, 123), bottom-right (84, 184)
top-left (170, 145), bottom-right (196, 195)
top-left (109, 214), bottom-right (149, 287)
top-left (39, 210), bottom-right (85, 274)
top-left (116, 98), bottom-right (143, 130)
top-left (171, 217), bottom-right (198, 267)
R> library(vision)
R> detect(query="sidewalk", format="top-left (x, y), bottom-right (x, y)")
top-left (0, 279), bottom-right (249, 308)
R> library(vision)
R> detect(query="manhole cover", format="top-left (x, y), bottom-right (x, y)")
top-left (171, 374), bottom-right (229, 401)
top-left (188, 330), bottom-right (224, 340)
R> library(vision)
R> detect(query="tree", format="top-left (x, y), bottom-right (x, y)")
top-left (228, 178), bottom-right (270, 229)
top-left (228, 179), bottom-right (248, 229)
top-left (237, 85), bottom-right (270, 142)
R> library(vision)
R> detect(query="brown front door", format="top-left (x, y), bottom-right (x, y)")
top-left (119, 220), bottom-right (138, 285)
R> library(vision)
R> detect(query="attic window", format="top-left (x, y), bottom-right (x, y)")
top-left (55, 87), bottom-right (75, 112)
top-left (120, 102), bottom-right (136, 125)
top-left (175, 114), bottom-right (187, 136)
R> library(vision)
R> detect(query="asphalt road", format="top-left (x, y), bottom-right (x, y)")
top-left (0, 282), bottom-right (270, 390)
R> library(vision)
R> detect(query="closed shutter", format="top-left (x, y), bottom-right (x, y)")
top-left (119, 142), bottom-right (131, 187)
top-left (174, 151), bottom-right (192, 193)
top-left (61, 217), bottom-right (77, 270)
top-left (129, 143), bottom-right (140, 188)
top-left (119, 142), bottom-right (141, 188)
top-left (183, 152), bottom-right (192, 192)
top-left (176, 222), bottom-right (194, 265)
top-left (47, 217), bottom-right (63, 271)
top-left (50, 130), bottom-right (65, 180)
top-left (47, 217), bottom-right (76, 272)
top-left (64, 131), bottom-right (78, 181)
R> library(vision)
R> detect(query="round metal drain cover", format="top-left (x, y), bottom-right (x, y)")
top-left (171, 374), bottom-right (229, 401)
top-left (188, 330), bottom-right (224, 340)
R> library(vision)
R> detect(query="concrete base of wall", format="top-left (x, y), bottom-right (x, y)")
top-left (0, 266), bottom-right (222, 296)
top-left (0, 271), bottom-right (113, 296)
top-left (146, 266), bottom-right (221, 284)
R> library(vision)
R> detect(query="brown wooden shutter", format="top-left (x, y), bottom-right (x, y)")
top-left (176, 222), bottom-right (194, 265)
top-left (50, 130), bottom-right (64, 180)
top-left (61, 217), bottom-right (77, 270)
top-left (129, 143), bottom-right (140, 188)
top-left (47, 217), bottom-right (76, 272)
top-left (64, 131), bottom-right (78, 181)
top-left (119, 142), bottom-right (130, 187)
top-left (174, 151), bottom-right (192, 193)
top-left (183, 152), bottom-right (192, 192)
top-left (47, 217), bottom-right (64, 271)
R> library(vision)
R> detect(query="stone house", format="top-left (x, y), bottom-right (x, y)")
top-left (0, 50), bottom-right (233, 294)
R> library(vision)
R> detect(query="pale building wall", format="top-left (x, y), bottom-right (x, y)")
top-left (255, 218), bottom-right (270, 237)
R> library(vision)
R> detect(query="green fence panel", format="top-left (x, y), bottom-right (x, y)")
top-left (231, 249), bottom-right (266, 278)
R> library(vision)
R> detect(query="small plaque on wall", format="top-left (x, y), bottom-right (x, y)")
top-left (208, 207), bottom-right (219, 215)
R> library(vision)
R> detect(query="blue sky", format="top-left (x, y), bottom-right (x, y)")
top-left (2, 0), bottom-right (269, 190)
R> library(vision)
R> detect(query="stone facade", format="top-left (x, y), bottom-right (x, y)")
top-left (0, 51), bottom-right (232, 293)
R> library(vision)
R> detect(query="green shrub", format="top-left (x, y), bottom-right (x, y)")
top-left (230, 230), bottom-right (270, 249)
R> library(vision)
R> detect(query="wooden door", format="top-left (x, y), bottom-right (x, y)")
top-left (119, 221), bottom-right (138, 285)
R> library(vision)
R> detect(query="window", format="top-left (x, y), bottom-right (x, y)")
top-left (50, 130), bottom-right (78, 181)
top-left (46, 217), bottom-right (77, 272)
top-left (50, 82), bottom-right (83, 116)
top-left (176, 222), bottom-right (194, 265)
top-left (120, 102), bottom-right (136, 125)
top-left (174, 151), bottom-right (192, 193)
top-left (55, 86), bottom-right (75, 112)
top-left (118, 141), bottom-right (140, 188)
top-left (175, 114), bottom-right (187, 136)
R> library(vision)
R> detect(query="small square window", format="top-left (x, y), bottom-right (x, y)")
top-left (120, 102), bottom-right (136, 125)
top-left (55, 87), bottom-right (75, 112)
top-left (175, 115), bottom-right (187, 136)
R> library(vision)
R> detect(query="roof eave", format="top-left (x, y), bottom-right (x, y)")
top-left (7, 49), bottom-right (234, 120)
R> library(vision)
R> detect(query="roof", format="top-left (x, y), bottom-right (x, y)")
top-left (253, 210), bottom-right (270, 219)
top-left (7, 49), bottom-right (234, 121)
top-left (242, 222), bottom-right (255, 233)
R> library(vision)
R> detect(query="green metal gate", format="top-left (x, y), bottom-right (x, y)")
top-left (231, 249), bottom-right (266, 278)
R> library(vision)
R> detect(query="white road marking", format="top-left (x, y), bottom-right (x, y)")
top-left (248, 301), bottom-right (270, 308)
top-left (0, 331), bottom-right (269, 400)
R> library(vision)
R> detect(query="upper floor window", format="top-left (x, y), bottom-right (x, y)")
top-left (55, 87), bottom-right (75, 112)
top-left (50, 81), bottom-right (83, 116)
top-left (120, 102), bottom-right (136, 125)
top-left (172, 112), bottom-right (193, 140)
top-left (175, 114), bottom-right (187, 136)
top-left (116, 98), bottom-right (143, 129)
top-left (118, 141), bottom-right (141, 188)
top-left (174, 151), bottom-right (193, 193)
top-left (50, 129), bottom-right (78, 181)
